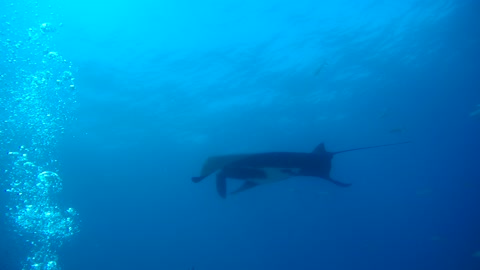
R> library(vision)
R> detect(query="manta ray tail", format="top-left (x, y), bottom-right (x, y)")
top-left (332, 141), bottom-right (411, 155)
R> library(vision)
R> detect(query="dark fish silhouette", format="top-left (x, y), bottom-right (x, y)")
top-left (192, 142), bottom-right (410, 198)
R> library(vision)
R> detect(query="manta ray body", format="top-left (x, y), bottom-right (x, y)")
top-left (192, 142), bottom-right (409, 198)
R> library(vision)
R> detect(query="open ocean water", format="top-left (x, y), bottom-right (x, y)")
top-left (1, 0), bottom-right (479, 269)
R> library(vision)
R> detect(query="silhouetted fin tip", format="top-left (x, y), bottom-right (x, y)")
top-left (192, 176), bottom-right (204, 183)
top-left (312, 143), bottom-right (327, 154)
top-left (231, 181), bottom-right (258, 195)
top-left (326, 177), bottom-right (352, 187)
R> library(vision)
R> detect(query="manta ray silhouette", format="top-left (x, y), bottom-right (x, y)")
top-left (192, 142), bottom-right (410, 198)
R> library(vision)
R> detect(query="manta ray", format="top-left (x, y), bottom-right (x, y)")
top-left (192, 142), bottom-right (410, 198)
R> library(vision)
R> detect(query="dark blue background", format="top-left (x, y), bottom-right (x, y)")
top-left (2, 0), bottom-right (480, 269)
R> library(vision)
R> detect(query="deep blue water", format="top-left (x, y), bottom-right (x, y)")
top-left (1, 0), bottom-right (480, 269)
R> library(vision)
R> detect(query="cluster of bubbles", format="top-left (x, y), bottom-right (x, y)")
top-left (1, 15), bottom-right (79, 270)
top-left (6, 150), bottom-right (79, 269)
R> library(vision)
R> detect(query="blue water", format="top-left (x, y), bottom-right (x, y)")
top-left (1, 0), bottom-right (480, 269)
